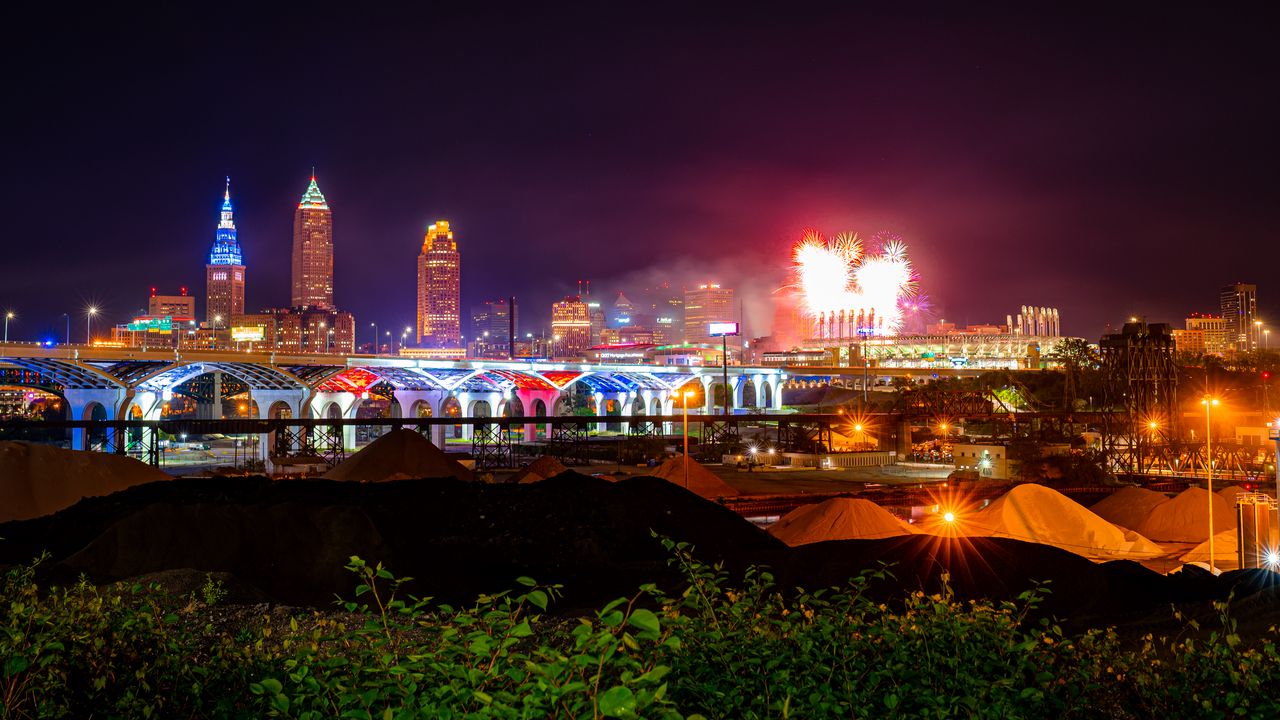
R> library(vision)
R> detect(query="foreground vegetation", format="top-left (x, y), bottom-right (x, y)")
top-left (4, 538), bottom-right (1278, 719)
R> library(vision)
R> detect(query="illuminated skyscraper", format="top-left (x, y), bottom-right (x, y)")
top-left (205, 177), bottom-right (245, 325)
top-left (291, 174), bottom-right (333, 309)
top-left (1219, 282), bottom-right (1258, 352)
top-left (684, 283), bottom-right (735, 345)
top-left (416, 220), bottom-right (461, 347)
top-left (551, 295), bottom-right (592, 358)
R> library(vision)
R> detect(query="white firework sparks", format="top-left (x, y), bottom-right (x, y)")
top-left (792, 229), bottom-right (917, 336)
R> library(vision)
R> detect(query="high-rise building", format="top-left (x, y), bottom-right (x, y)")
top-left (416, 220), bottom-right (461, 347)
top-left (291, 174), bottom-right (334, 309)
top-left (1219, 282), bottom-right (1258, 352)
top-left (551, 295), bottom-right (591, 358)
top-left (684, 283), bottom-right (735, 345)
top-left (470, 298), bottom-right (515, 357)
top-left (612, 292), bottom-right (635, 327)
top-left (206, 177), bottom-right (246, 326)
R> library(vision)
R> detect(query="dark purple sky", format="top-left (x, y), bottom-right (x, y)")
top-left (2, 3), bottom-right (1277, 343)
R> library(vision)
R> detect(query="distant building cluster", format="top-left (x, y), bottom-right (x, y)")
top-left (1171, 282), bottom-right (1263, 355)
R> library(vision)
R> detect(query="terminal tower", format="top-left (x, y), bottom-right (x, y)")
top-left (205, 177), bottom-right (245, 326)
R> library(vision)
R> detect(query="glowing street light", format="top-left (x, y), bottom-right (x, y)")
top-left (943, 511), bottom-right (956, 523)
top-left (1201, 395), bottom-right (1220, 572)
top-left (370, 322), bottom-right (379, 354)
top-left (85, 305), bottom-right (99, 345)
top-left (3, 310), bottom-right (13, 343)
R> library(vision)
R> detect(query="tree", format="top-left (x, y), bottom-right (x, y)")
top-left (1051, 338), bottom-right (1099, 410)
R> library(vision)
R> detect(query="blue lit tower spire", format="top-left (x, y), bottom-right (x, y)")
top-left (209, 176), bottom-right (242, 265)
top-left (206, 176), bottom-right (247, 325)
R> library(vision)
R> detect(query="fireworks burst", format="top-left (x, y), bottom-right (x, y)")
top-left (792, 229), bottom-right (918, 337)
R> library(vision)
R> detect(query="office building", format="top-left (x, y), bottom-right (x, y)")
top-left (416, 220), bottom-right (462, 347)
top-left (551, 295), bottom-right (592, 358)
top-left (291, 174), bottom-right (334, 309)
top-left (684, 283), bottom-right (735, 345)
top-left (1219, 282), bottom-right (1258, 352)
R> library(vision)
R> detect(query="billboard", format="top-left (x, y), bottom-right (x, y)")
top-left (708, 321), bottom-right (740, 337)
top-left (231, 326), bottom-right (265, 342)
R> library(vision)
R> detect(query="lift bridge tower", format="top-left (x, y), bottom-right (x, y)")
top-left (1099, 321), bottom-right (1178, 476)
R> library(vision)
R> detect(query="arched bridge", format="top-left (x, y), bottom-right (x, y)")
top-left (0, 344), bottom-right (785, 450)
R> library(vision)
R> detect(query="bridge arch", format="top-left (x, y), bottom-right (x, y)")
top-left (268, 400), bottom-right (293, 419)
top-left (411, 399), bottom-right (433, 417)
top-left (740, 377), bottom-right (757, 409)
top-left (441, 395), bottom-right (462, 439)
top-left (760, 380), bottom-right (774, 409)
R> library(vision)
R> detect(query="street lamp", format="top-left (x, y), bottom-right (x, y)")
top-left (386, 329), bottom-right (393, 354)
top-left (3, 311), bottom-right (13, 343)
top-left (1201, 395), bottom-right (1220, 572)
top-left (682, 389), bottom-right (696, 489)
top-left (1255, 320), bottom-right (1263, 351)
top-left (370, 322), bottom-right (378, 354)
top-left (85, 306), bottom-right (98, 345)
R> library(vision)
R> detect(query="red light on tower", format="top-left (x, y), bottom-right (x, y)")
top-left (180, 286), bottom-right (188, 296)
top-left (150, 286), bottom-right (157, 297)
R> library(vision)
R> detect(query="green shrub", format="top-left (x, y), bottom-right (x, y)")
top-left (4, 540), bottom-right (1279, 720)
top-left (0, 557), bottom-right (265, 719)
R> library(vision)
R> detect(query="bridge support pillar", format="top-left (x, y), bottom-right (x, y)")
top-left (64, 388), bottom-right (126, 451)
top-left (896, 416), bottom-right (912, 461)
top-left (515, 389), bottom-right (558, 442)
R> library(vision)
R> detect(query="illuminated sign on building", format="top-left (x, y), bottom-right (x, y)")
top-left (231, 326), bottom-right (265, 342)
top-left (708, 321), bottom-right (740, 337)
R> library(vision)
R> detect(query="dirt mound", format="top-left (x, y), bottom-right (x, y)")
top-left (510, 456), bottom-right (568, 484)
top-left (1089, 487), bottom-right (1169, 531)
top-left (962, 484), bottom-right (1164, 560)
top-left (1217, 485), bottom-right (1252, 505)
top-left (2, 473), bottom-right (774, 608)
top-left (1178, 530), bottom-right (1241, 570)
top-left (3, 472), bottom-right (1273, 628)
top-left (769, 498), bottom-right (918, 545)
top-left (322, 429), bottom-right (473, 482)
top-left (1136, 487), bottom-right (1237, 543)
top-left (647, 455), bottom-right (739, 498)
top-left (0, 441), bottom-right (170, 522)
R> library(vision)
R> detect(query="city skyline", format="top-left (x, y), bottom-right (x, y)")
top-left (1, 5), bottom-right (1278, 343)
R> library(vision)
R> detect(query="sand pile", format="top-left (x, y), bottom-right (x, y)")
top-left (962, 484), bottom-right (1164, 560)
top-left (1089, 487), bottom-right (1169, 531)
top-left (322, 429), bottom-right (473, 482)
top-left (1179, 530), bottom-right (1240, 571)
top-left (1135, 487), bottom-right (1236, 543)
top-left (510, 456), bottom-right (569, 484)
top-left (0, 441), bottom-right (170, 522)
top-left (647, 455), bottom-right (739, 498)
top-left (1217, 485), bottom-right (1251, 506)
top-left (769, 498), bottom-right (918, 546)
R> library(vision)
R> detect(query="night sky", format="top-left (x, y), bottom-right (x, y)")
top-left (2, 3), bottom-right (1277, 344)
